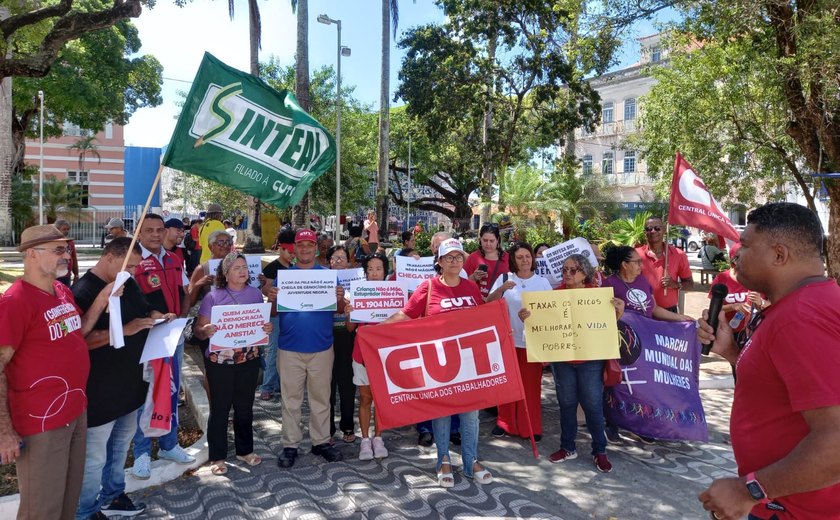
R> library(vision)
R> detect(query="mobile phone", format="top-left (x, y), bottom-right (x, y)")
top-left (477, 264), bottom-right (488, 272)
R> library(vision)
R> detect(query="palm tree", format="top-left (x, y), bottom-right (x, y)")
top-left (41, 176), bottom-right (83, 223)
top-left (291, 0), bottom-right (310, 228)
top-left (67, 135), bottom-right (101, 173)
top-left (376, 0), bottom-right (400, 238)
top-left (228, 0), bottom-right (264, 252)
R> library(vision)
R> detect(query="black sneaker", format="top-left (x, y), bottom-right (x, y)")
top-left (491, 426), bottom-right (506, 437)
top-left (605, 426), bottom-right (622, 445)
top-left (277, 447), bottom-right (298, 468)
top-left (100, 493), bottom-right (146, 517)
top-left (311, 443), bottom-right (343, 462)
top-left (418, 431), bottom-right (433, 447)
top-left (89, 513), bottom-right (108, 520)
top-left (450, 432), bottom-right (461, 446)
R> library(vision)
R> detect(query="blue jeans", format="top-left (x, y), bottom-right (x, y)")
top-left (432, 410), bottom-right (478, 477)
top-left (551, 360), bottom-right (607, 455)
top-left (417, 415), bottom-right (460, 435)
top-left (76, 410), bottom-right (138, 519)
top-left (260, 315), bottom-right (281, 393)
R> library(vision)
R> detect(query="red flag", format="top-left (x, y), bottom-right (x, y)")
top-left (668, 152), bottom-right (740, 242)
top-left (357, 299), bottom-right (525, 431)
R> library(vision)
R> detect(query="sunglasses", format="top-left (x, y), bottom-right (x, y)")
top-left (32, 246), bottom-right (69, 256)
top-left (480, 223), bottom-right (500, 231)
top-left (562, 266), bottom-right (580, 275)
top-left (644, 226), bottom-right (663, 232)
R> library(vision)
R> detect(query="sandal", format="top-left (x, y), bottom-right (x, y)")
top-left (469, 462), bottom-right (493, 484)
top-left (236, 453), bottom-right (262, 466)
top-left (342, 430), bottom-right (356, 443)
top-left (437, 457), bottom-right (454, 488)
top-left (209, 461), bottom-right (228, 475)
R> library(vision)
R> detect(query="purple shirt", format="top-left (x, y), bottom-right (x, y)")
top-left (603, 274), bottom-right (654, 318)
top-left (198, 285), bottom-right (265, 364)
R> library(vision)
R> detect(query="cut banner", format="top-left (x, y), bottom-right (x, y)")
top-left (604, 312), bottom-right (708, 441)
top-left (668, 152), bottom-right (740, 242)
top-left (162, 52), bottom-right (336, 208)
top-left (356, 299), bottom-right (524, 431)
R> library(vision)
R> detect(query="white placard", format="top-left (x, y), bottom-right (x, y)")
top-left (207, 254), bottom-right (263, 288)
top-left (394, 255), bottom-right (436, 292)
top-left (208, 303), bottom-right (271, 352)
top-left (275, 269), bottom-right (338, 312)
top-left (108, 271), bottom-right (132, 349)
top-left (536, 258), bottom-right (562, 289)
top-left (140, 318), bottom-right (189, 363)
top-left (336, 268), bottom-right (365, 293)
top-left (349, 281), bottom-right (407, 323)
top-left (541, 238), bottom-right (597, 282)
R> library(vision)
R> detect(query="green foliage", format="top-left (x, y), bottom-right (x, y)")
top-left (41, 176), bottom-right (84, 223)
top-left (605, 212), bottom-right (652, 248)
top-left (523, 226), bottom-right (564, 250)
top-left (11, 167), bottom-right (36, 236)
top-left (413, 230), bottom-right (433, 257)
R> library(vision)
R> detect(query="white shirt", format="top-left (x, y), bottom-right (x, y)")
top-left (490, 272), bottom-right (552, 348)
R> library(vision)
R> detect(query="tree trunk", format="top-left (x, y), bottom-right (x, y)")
top-left (376, 0), bottom-right (391, 240)
top-left (479, 22), bottom-right (497, 228)
top-left (0, 8), bottom-right (13, 244)
top-left (242, 0), bottom-right (264, 253)
top-left (292, 0), bottom-right (310, 229)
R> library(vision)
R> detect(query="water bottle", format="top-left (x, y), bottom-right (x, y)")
top-left (729, 311), bottom-right (746, 329)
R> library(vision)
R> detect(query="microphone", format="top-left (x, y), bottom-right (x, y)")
top-left (702, 283), bottom-right (729, 355)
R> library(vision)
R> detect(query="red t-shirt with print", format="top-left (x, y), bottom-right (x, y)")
top-left (731, 280), bottom-right (840, 519)
top-left (0, 280), bottom-right (89, 436)
top-left (403, 276), bottom-right (484, 318)
top-left (708, 270), bottom-right (763, 332)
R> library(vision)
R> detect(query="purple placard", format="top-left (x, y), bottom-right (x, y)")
top-left (605, 312), bottom-right (708, 441)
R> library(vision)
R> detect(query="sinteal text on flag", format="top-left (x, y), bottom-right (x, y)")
top-left (162, 52), bottom-right (336, 209)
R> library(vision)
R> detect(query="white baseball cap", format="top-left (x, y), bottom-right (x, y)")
top-left (437, 238), bottom-right (467, 261)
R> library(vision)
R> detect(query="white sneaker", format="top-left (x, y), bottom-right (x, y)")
top-left (158, 445), bottom-right (196, 464)
top-left (132, 453), bottom-right (151, 480)
top-left (372, 437), bottom-right (388, 459)
top-left (358, 438), bottom-right (374, 460)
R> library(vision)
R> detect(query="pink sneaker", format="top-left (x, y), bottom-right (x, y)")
top-left (593, 453), bottom-right (613, 473)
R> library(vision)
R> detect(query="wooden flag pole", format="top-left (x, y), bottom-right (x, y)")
top-left (664, 222), bottom-right (670, 296)
top-left (120, 164), bottom-right (165, 273)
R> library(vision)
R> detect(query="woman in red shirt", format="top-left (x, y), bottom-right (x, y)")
top-left (464, 223), bottom-right (509, 300)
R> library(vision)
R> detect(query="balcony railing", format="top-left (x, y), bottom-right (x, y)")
top-left (578, 119), bottom-right (640, 138)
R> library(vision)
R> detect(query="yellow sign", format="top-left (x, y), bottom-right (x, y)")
top-left (522, 288), bottom-right (620, 362)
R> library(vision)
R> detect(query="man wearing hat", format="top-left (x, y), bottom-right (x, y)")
top-left (0, 225), bottom-right (114, 519)
top-left (273, 229), bottom-right (345, 468)
top-left (199, 203), bottom-right (225, 264)
top-left (103, 217), bottom-right (130, 248)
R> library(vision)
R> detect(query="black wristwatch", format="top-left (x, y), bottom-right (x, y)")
top-left (745, 472), bottom-right (770, 504)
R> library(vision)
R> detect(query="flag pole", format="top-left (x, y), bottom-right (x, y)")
top-left (664, 222), bottom-right (670, 296)
top-left (120, 164), bottom-right (164, 272)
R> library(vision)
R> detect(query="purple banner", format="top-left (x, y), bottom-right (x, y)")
top-left (605, 312), bottom-right (708, 441)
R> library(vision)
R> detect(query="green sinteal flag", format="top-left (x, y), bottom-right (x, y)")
top-left (162, 52), bottom-right (336, 208)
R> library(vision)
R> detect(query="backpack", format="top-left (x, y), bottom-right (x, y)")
top-left (183, 231), bottom-right (197, 251)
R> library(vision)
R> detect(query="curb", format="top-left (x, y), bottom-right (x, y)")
top-left (0, 353), bottom-right (211, 517)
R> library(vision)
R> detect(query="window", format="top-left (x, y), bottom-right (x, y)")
top-left (63, 122), bottom-right (92, 137)
top-left (623, 151), bottom-right (636, 173)
top-left (582, 154), bottom-right (593, 175)
top-left (624, 98), bottom-right (636, 121)
top-left (105, 123), bottom-right (113, 139)
top-left (602, 102), bottom-right (614, 123)
top-left (67, 170), bottom-right (89, 184)
top-left (66, 170), bottom-right (90, 207)
top-left (651, 46), bottom-right (662, 63)
top-left (602, 152), bottom-right (614, 175)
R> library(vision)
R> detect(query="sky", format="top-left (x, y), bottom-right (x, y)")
top-left (124, 0), bottom-right (665, 148)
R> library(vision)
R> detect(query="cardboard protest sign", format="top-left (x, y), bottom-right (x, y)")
top-left (208, 255), bottom-right (263, 288)
top-left (275, 269), bottom-right (337, 312)
top-left (604, 312), bottom-right (707, 441)
top-left (336, 267), bottom-right (365, 293)
top-left (349, 281), bottom-right (407, 323)
top-left (394, 255), bottom-right (435, 292)
top-left (208, 303), bottom-right (271, 352)
top-left (522, 288), bottom-right (619, 362)
top-left (541, 238), bottom-right (597, 282)
top-left (535, 258), bottom-right (562, 288)
top-left (356, 299), bottom-right (524, 430)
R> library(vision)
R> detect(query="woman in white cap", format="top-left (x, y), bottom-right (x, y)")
top-left (383, 238), bottom-right (493, 488)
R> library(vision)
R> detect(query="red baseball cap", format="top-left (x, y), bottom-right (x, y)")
top-left (295, 229), bottom-right (317, 244)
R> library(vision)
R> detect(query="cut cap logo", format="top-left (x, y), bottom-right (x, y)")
top-left (189, 82), bottom-right (332, 182)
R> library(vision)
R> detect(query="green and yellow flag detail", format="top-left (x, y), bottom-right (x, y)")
top-left (163, 53), bottom-right (336, 208)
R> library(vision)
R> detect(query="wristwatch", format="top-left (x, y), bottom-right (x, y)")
top-left (745, 472), bottom-right (770, 504)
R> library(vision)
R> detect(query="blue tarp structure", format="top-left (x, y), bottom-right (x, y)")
top-left (124, 147), bottom-right (162, 207)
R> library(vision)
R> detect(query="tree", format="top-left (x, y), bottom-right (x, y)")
top-left (291, 0), bottom-right (310, 228)
top-left (41, 175), bottom-right (83, 223)
top-left (376, 0), bottom-right (400, 238)
top-left (67, 135), bottom-right (101, 173)
top-left (227, 0), bottom-right (264, 252)
top-left (1, 1), bottom-right (167, 242)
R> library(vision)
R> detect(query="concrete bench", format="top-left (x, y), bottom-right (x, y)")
top-left (700, 269), bottom-right (719, 285)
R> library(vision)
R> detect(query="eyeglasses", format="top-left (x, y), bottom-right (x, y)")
top-left (228, 265), bottom-right (249, 272)
top-left (562, 266), bottom-right (580, 275)
top-left (330, 256), bottom-right (348, 263)
top-left (32, 246), bottom-right (69, 256)
top-left (644, 226), bottom-right (663, 232)
top-left (213, 240), bottom-right (232, 246)
top-left (439, 254), bottom-right (465, 264)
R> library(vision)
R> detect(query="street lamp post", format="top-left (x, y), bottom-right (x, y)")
top-left (406, 135), bottom-right (411, 231)
top-left (318, 13), bottom-right (351, 243)
top-left (38, 90), bottom-right (44, 225)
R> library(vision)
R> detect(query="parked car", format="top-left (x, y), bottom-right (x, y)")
top-left (686, 233), bottom-right (703, 252)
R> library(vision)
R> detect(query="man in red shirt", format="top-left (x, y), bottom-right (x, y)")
top-left (636, 215), bottom-right (694, 312)
top-left (698, 202), bottom-right (840, 520)
top-left (0, 225), bottom-right (113, 519)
